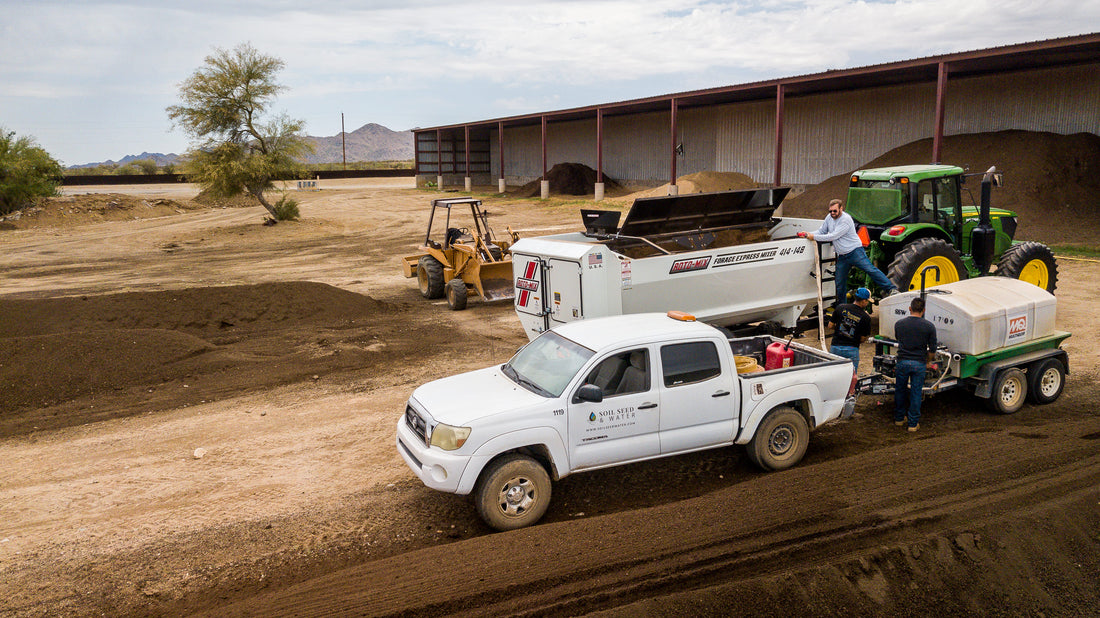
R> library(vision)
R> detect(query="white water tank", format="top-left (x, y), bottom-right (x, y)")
top-left (877, 277), bottom-right (1057, 355)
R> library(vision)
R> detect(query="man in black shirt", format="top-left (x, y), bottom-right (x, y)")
top-left (829, 287), bottom-right (873, 397)
top-left (893, 297), bottom-right (938, 432)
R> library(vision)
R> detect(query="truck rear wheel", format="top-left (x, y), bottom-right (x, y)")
top-left (445, 278), bottom-right (468, 310)
top-left (746, 406), bottom-right (810, 471)
top-left (417, 256), bottom-right (445, 299)
top-left (887, 238), bottom-right (968, 292)
top-left (474, 454), bottom-right (552, 531)
top-left (987, 367), bottom-right (1028, 414)
top-left (995, 241), bottom-right (1058, 293)
top-left (1026, 358), bottom-right (1065, 404)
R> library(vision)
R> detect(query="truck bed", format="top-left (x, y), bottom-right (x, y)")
top-left (729, 335), bottom-right (839, 371)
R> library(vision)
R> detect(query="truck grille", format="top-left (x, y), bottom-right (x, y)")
top-left (405, 405), bottom-right (427, 444)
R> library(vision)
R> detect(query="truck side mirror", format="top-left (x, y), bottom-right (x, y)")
top-left (573, 384), bottom-right (603, 404)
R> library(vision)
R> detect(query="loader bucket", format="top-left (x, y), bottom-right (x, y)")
top-left (470, 260), bottom-right (515, 302)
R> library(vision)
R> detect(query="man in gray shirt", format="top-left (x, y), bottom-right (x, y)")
top-left (800, 198), bottom-right (898, 303)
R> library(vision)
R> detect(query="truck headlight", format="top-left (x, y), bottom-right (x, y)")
top-left (430, 423), bottom-right (471, 451)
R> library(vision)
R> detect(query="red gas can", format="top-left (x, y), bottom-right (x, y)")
top-left (765, 341), bottom-right (795, 370)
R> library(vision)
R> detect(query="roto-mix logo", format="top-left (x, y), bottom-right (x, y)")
top-left (516, 261), bottom-right (539, 307)
top-left (669, 256), bottom-right (711, 274)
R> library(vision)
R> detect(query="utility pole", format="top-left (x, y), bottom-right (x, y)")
top-left (341, 112), bottom-right (347, 170)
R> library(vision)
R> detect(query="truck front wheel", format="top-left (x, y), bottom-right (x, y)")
top-left (474, 454), bottom-right (552, 531)
top-left (746, 406), bottom-right (810, 471)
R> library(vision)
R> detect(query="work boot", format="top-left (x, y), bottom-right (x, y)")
top-left (907, 424), bottom-right (920, 432)
top-left (893, 419), bottom-right (905, 426)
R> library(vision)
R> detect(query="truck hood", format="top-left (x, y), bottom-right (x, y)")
top-left (410, 365), bottom-right (549, 426)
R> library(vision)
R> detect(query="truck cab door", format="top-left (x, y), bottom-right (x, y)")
top-left (656, 340), bottom-right (738, 453)
top-left (568, 348), bottom-right (660, 469)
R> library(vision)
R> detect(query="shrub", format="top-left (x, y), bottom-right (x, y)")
top-left (0, 129), bottom-right (63, 215)
top-left (272, 195), bottom-right (300, 221)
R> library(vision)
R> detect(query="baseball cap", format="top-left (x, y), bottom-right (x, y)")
top-left (854, 287), bottom-right (871, 300)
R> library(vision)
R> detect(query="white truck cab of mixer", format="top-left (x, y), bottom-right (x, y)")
top-left (396, 311), bottom-right (854, 531)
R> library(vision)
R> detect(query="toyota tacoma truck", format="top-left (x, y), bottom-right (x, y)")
top-left (396, 311), bottom-right (854, 531)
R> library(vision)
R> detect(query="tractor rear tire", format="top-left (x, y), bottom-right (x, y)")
top-left (994, 241), bottom-right (1058, 293)
top-left (887, 238), bottom-right (968, 292)
top-left (446, 278), bottom-right (468, 311)
top-left (417, 256), bottom-right (445, 299)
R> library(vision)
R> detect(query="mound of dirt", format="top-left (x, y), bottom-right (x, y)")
top-left (624, 171), bottom-right (759, 200)
top-left (781, 130), bottom-right (1100, 246)
top-left (516, 163), bottom-right (623, 197)
top-left (0, 193), bottom-right (200, 229)
top-left (193, 188), bottom-right (264, 208)
top-left (0, 282), bottom-right (397, 430)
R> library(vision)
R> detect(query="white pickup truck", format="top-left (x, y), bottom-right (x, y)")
top-left (396, 311), bottom-right (854, 531)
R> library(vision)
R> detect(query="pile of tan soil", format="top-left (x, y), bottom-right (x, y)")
top-left (516, 162), bottom-right (623, 197)
top-left (0, 193), bottom-right (200, 229)
top-left (0, 281), bottom-right (397, 434)
top-left (623, 171), bottom-right (759, 200)
top-left (781, 130), bottom-right (1100, 246)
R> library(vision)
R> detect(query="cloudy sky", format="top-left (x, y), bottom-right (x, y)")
top-left (1, 0), bottom-right (1096, 165)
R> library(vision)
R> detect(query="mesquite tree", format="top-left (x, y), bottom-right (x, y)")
top-left (167, 43), bottom-right (309, 221)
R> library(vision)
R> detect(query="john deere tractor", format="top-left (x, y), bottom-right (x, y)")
top-left (843, 164), bottom-right (1057, 295)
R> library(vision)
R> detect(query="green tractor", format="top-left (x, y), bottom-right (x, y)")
top-left (843, 164), bottom-right (1057, 295)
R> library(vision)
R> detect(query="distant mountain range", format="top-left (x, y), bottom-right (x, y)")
top-left (68, 123), bottom-right (414, 169)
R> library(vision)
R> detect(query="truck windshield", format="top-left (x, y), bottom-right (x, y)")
top-left (504, 331), bottom-right (594, 397)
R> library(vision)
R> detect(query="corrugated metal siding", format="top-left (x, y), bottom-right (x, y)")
top-left (946, 63), bottom-right (1100, 135)
top-left (714, 100), bottom-right (775, 184)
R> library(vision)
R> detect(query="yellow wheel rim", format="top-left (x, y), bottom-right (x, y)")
top-left (1018, 258), bottom-right (1049, 289)
top-left (906, 256), bottom-right (961, 290)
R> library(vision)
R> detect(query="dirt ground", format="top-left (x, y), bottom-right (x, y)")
top-left (1, 177), bottom-right (1098, 617)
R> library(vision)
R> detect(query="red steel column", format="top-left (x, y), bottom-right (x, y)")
top-left (596, 108), bottom-right (604, 183)
top-left (932, 62), bottom-right (949, 164)
top-left (541, 115), bottom-right (548, 180)
top-left (464, 126), bottom-right (470, 176)
top-left (498, 121), bottom-right (505, 182)
top-left (774, 83), bottom-right (785, 187)
top-left (670, 98), bottom-right (679, 190)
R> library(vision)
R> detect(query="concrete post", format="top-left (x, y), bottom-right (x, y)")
top-left (464, 176), bottom-right (472, 192)
top-left (668, 184), bottom-right (679, 196)
top-left (594, 182), bottom-right (605, 202)
top-left (498, 178), bottom-right (506, 194)
top-left (540, 180), bottom-right (550, 200)
top-left (436, 175), bottom-right (444, 191)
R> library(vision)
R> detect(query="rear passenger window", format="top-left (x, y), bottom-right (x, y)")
top-left (661, 342), bottom-right (721, 387)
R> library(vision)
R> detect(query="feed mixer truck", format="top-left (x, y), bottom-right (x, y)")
top-left (510, 188), bottom-right (833, 340)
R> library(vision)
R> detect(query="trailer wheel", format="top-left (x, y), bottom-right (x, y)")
top-left (417, 256), bottom-right (445, 299)
top-left (987, 367), bottom-right (1028, 414)
top-left (1026, 358), bottom-right (1065, 404)
top-left (887, 238), bottom-right (968, 292)
top-left (474, 454), bottom-right (552, 531)
top-left (445, 278), bottom-right (468, 311)
top-left (746, 406), bottom-right (810, 471)
top-left (994, 241), bottom-right (1058, 293)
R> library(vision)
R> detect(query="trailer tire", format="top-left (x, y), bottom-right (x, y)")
top-left (474, 454), bottom-right (552, 531)
top-left (987, 367), bottom-right (1028, 414)
top-left (994, 241), bottom-right (1058, 293)
top-left (445, 278), bottom-right (468, 311)
top-left (887, 238), bottom-right (968, 292)
top-left (1026, 358), bottom-right (1065, 404)
top-left (417, 256), bottom-right (445, 299)
top-left (746, 406), bottom-right (810, 471)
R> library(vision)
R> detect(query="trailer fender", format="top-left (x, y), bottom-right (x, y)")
top-left (972, 348), bottom-right (1070, 399)
top-left (455, 427), bottom-right (569, 495)
top-left (735, 384), bottom-right (828, 445)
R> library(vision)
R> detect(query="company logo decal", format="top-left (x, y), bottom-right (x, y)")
top-left (1007, 315), bottom-right (1028, 341)
top-left (712, 246), bottom-right (781, 267)
top-left (516, 261), bottom-right (539, 307)
top-left (669, 256), bottom-right (711, 274)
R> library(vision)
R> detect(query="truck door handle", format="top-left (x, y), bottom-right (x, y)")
top-left (712, 390), bottom-right (731, 398)
top-left (638, 403), bottom-right (658, 409)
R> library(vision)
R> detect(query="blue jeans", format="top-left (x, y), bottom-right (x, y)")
top-left (835, 246), bottom-right (896, 302)
top-left (829, 344), bottom-right (860, 372)
top-left (894, 359), bottom-right (926, 427)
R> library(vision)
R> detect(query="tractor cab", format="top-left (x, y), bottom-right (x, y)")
top-left (842, 164), bottom-right (1056, 294)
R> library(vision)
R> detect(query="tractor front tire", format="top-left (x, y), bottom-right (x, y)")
top-left (887, 238), bottom-right (969, 292)
top-left (445, 278), bottom-right (468, 311)
top-left (994, 241), bottom-right (1058, 293)
top-left (474, 454), bottom-right (552, 531)
top-left (417, 256), bottom-right (445, 299)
